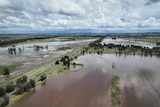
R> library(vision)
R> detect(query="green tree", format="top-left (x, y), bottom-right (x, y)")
top-left (1, 96), bottom-right (9, 107)
top-left (0, 87), bottom-right (5, 97)
top-left (3, 68), bottom-right (10, 75)
top-left (5, 83), bottom-right (14, 93)
top-left (29, 79), bottom-right (35, 88)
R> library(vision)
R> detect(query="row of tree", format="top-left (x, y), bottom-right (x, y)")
top-left (86, 38), bottom-right (160, 56)
top-left (0, 75), bottom-right (35, 106)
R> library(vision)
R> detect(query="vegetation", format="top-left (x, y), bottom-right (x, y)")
top-left (111, 76), bottom-right (121, 106)
top-left (33, 45), bottom-right (48, 51)
top-left (57, 47), bottom-right (72, 51)
top-left (60, 56), bottom-right (71, 66)
top-left (40, 74), bottom-right (46, 81)
top-left (1, 96), bottom-right (9, 107)
top-left (5, 83), bottom-right (14, 93)
top-left (112, 63), bottom-right (116, 69)
top-left (84, 38), bottom-right (160, 56)
top-left (0, 66), bottom-right (16, 75)
top-left (55, 60), bottom-right (60, 65)
top-left (16, 76), bottom-right (27, 84)
top-left (0, 87), bottom-right (5, 97)
top-left (136, 37), bottom-right (160, 44)
top-left (22, 38), bottom-right (54, 44)
top-left (15, 76), bottom-right (35, 94)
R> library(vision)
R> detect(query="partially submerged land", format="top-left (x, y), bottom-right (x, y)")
top-left (0, 34), bottom-right (160, 107)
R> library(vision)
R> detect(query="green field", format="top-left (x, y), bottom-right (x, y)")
top-left (57, 47), bottom-right (72, 51)
top-left (21, 38), bottom-right (55, 44)
top-left (136, 37), bottom-right (160, 44)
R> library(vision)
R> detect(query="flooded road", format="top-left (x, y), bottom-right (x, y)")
top-left (12, 54), bottom-right (160, 107)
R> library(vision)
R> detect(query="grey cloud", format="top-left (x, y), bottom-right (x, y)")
top-left (0, 0), bottom-right (160, 33)
top-left (145, 0), bottom-right (160, 5)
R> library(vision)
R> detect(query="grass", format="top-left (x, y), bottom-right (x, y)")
top-left (104, 48), bottom-right (119, 54)
top-left (111, 76), bottom-right (122, 106)
top-left (21, 38), bottom-right (55, 44)
top-left (0, 65), bottom-right (16, 75)
top-left (57, 47), bottom-right (72, 51)
top-left (73, 63), bottom-right (84, 67)
top-left (136, 37), bottom-right (160, 44)
top-left (88, 47), bottom-right (119, 54)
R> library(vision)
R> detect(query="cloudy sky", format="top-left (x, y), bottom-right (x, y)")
top-left (0, 0), bottom-right (160, 34)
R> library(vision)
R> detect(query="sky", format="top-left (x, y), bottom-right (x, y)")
top-left (0, 0), bottom-right (160, 34)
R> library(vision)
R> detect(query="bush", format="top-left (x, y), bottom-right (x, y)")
top-left (0, 87), bottom-right (5, 97)
top-left (16, 75), bottom-right (27, 84)
top-left (5, 83), bottom-right (14, 93)
top-left (40, 74), bottom-right (46, 81)
top-left (23, 83), bottom-right (31, 92)
top-left (55, 60), bottom-right (59, 65)
top-left (1, 96), bottom-right (9, 107)
top-left (15, 87), bottom-right (24, 95)
top-left (29, 79), bottom-right (35, 88)
top-left (3, 68), bottom-right (10, 75)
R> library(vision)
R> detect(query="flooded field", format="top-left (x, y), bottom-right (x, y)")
top-left (0, 39), bottom-right (95, 83)
top-left (12, 54), bottom-right (160, 107)
top-left (101, 38), bottom-right (156, 48)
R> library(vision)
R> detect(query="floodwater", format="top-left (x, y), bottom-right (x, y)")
top-left (101, 38), bottom-right (156, 48)
top-left (12, 54), bottom-right (160, 107)
top-left (0, 39), bottom-right (95, 65)
top-left (0, 39), bottom-right (95, 83)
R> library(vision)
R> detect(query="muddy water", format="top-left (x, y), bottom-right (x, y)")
top-left (12, 54), bottom-right (160, 107)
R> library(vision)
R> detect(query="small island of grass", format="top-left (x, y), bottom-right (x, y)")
top-left (57, 47), bottom-right (72, 51)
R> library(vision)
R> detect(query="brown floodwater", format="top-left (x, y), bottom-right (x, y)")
top-left (12, 54), bottom-right (160, 107)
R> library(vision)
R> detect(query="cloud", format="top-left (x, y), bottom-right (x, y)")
top-left (140, 17), bottom-right (160, 28)
top-left (145, 0), bottom-right (160, 5)
top-left (0, 0), bottom-right (160, 33)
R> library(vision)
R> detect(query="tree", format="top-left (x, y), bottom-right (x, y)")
top-left (73, 62), bottom-right (76, 68)
top-left (55, 60), bottom-right (59, 65)
top-left (22, 75), bottom-right (27, 83)
top-left (1, 96), bottom-right (9, 107)
top-left (23, 82), bottom-right (31, 92)
top-left (40, 74), bottom-right (46, 81)
top-left (15, 85), bottom-right (24, 95)
top-left (5, 83), bottom-right (14, 93)
top-left (29, 79), bottom-right (35, 88)
top-left (3, 68), bottom-right (10, 75)
top-left (0, 87), bottom-right (5, 97)
top-left (46, 45), bottom-right (48, 50)
top-left (16, 75), bottom-right (27, 84)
